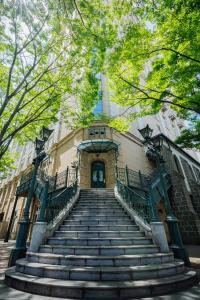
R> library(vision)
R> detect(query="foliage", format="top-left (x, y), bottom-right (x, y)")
top-left (0, 0), bottom-right (116, 174)
top-left (103, 0), bottom-right (200, 148)
top-left (58, 0), bottom-right (118, 128)
top-left (175, 120), bottom-right (200, 149)
top-left (1, 0), bottom-right (200, 178)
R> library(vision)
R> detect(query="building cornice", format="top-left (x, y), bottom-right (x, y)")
top-left (153, 133), bottom-right (200, 167)
top-left (49, 128), bottom-right (83, 153)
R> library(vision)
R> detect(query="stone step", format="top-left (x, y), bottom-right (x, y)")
top-left (39, 244), bottom-right (160, 256)
top-left (74, 206), bottom-right (122, 210)
top-left (72, 209), bottom-right (124, 214)
top-left (76, 205), bottom-right (118, 208)
top-left (77, 200), bottom-right (117, 203)
top-left (47, 237), bottom-right (153, 246)
top-left (26, 252), bottom-right (174, 267)
top-left (79, 197), bottom-right (116, 199)
top-left (68, 215), bottom-right (129, 220)
top-left (73, 205), bottom-right (123, 213)
top-left (5, 268), bottom-right (197, 299)
top-left (54, 231), bottom-right (144, 238)
top-left (72, 210), bottom-right (124, 214)
top-left (78, 197), bottom-right (115, 205)
top-left (75, 205), bottom-right (120, 208)
top-left (80, 193), bottom-right (115, 196)
top-left (77, 201), bottom-right (117, 204)
top-left (80, 192), bottom-right (115, 199)
top-left (80, 191), bottom-right (114, 193)
top-left (81, 189), bottom-right (114, 191)
top-left (16, 259), bottom-right (185, 281)
top-left (78, 196), bottom-right (115, 199)
top-left (70, 212), bottom-right (128, 216)
top-left (59, 225), bottom-right (139, 231)
top-left (63, 220), bottom-right (134, 225)
top-left (80, 196), bottom-right (115, 198)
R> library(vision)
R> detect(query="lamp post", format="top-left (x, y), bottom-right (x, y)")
top-left (138, 124), bottom-right (190, 265)
top-left (8, 127), bottom-right (53, 267)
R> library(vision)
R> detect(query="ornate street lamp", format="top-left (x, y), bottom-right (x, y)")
top-left (35, 138), bottom-right (45, 155)
top-left (8, 127), bottom-right (53, 267)
top-left (138, 125), bottom-right (190, 265)
top-left (138, 124), bottom-right (153, 141)
top-left (153, 137), bottom-right (163, 152)
top-left (40, 126), bottom-right (54, 142)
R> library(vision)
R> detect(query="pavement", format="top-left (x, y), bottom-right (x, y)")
top-left (0, 240), bottom-right (199, 300)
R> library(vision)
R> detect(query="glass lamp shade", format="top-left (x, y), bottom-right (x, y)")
top-left (153, 137), bottom-right (163, 151)
top-left (35, 138), bottom-right (45, 154)
top-left (41, 127), bottom-right (53, 142)
top-left (138, 124), bottom-right (153, 141)
top-left (71, 160), bottom-right (78, 168)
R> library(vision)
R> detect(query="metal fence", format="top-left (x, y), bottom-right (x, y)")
top-left (17, 166), bottom-right (77, 195)
top-left (116, 179), bottom-right (151, 225)
top-left (48, 167), bottom-right (77, 192)
top-left (45, 180), bottom-right (78, 223)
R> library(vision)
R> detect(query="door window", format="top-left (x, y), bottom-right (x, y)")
top-left (91, 161), bottom-right (106, 188)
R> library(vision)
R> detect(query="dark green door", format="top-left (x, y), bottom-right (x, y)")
top-left (91, 161), bottom-right (106, 188)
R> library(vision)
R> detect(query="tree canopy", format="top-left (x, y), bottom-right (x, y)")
top-left (1, 0), bottom-right (200, 176)
top-left (0, 0), bottom-right (114, 175)
top-left (103, 0), bottom-right (200, 149)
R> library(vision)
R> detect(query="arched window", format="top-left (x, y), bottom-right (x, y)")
top-left (173, 155), bottom-right (183, 175)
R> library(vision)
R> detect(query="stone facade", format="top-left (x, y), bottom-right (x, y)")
top-left (162, 144), bottom-right (200, 244)
top-left (0, 109), bottom-right (200, 245)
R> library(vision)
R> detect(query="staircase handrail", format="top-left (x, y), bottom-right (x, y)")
top-left (34, 180), bottom-right (44, 200)
top-left (116, 179), bottom-right (151, 226)
top-left (45, 179), bottom-right (78, 223)
top-left (16, 167), bottom-right (72, 196)
top-left (116, 165), bottom-right (171, 191)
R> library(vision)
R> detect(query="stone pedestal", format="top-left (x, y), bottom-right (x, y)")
top-left (151, 222), bottom-right (169, 252)
top-left (29, 222), bottom-right (47, 253)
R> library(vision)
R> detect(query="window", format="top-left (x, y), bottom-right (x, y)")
top-left (93, 91), bottom-right (103, 115)
top-left (88, 127), bottom-right (106, 138)
top-left (173, 155), bottom-right (183, 175)
top-left (193, 166), bottom-right (200, 183)
top-left (93, 72), bottom-right (103, 115)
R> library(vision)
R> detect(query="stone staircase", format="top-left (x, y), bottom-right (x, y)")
top-left (5, 189), bottom-right (197, 299)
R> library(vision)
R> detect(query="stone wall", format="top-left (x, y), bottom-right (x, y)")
top-left (162, 146), bottom-right (200, 244)
top-left (168, 172), bottom-right (200, 244)
top-left (188, 180), bottom-right (200, 220)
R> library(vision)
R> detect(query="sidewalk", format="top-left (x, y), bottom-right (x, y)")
top-left (0, 240), bottom-right (15, 272)
top-left (0, 241), bottom-right (199, 299)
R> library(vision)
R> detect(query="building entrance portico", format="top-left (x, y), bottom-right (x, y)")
top-left (77, 133), bottom-right (119, 189)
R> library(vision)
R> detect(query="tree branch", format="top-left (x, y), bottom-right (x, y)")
top-left (118, 75), bottom-right (200, 114)
top-left (73, 0), bottom-right (86, 27)
top-left (137, 47), bottom-right (200, 64)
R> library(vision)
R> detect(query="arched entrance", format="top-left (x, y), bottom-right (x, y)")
top-left (91, 161), bottom-right (106, 188)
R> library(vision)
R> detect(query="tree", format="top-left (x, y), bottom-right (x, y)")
top-left (0, 1), bottom-right (67, 173)
top-left (103, 0), bottom-right (200, 148)
top-left (0, 0), bottom-right (111, 174)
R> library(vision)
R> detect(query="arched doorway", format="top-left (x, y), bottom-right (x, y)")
top-left (91, 161), bottom-right (106, 188)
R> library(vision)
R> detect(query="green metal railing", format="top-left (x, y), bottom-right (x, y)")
top-left (116, 179), bottom-right (151, 225)
top-left (35, 180), bottom-right (44, 200)
top-left (45, 180), bottom-right (78, 223)
top-left (14, 166), bottom-right (78, 226)
top-left (16, 167), bottom-right (76, 196)
top-left (115, 164), bottom-right (172, 226)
